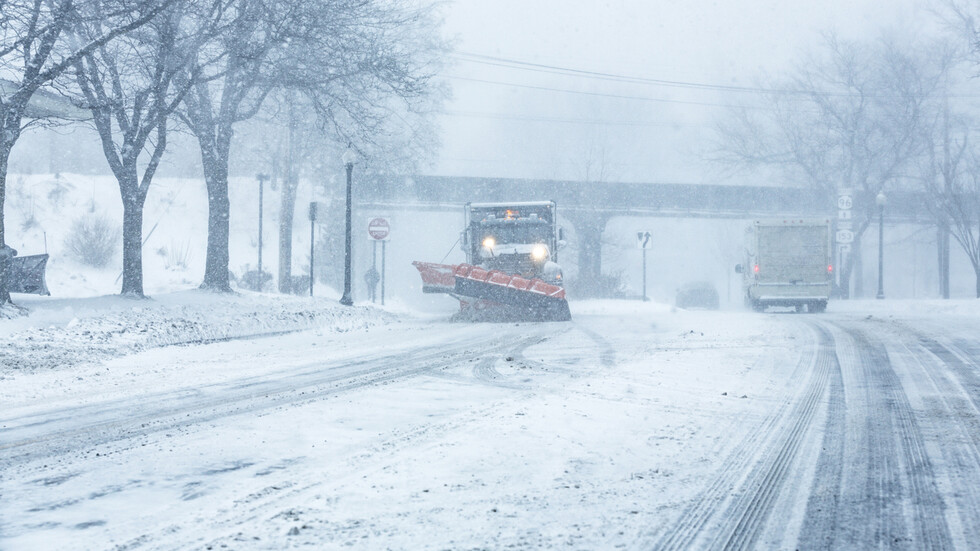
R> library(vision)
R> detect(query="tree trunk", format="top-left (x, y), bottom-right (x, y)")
top-left (938, 223), bottom-right (950, 299)
top-left (278, 175), bottom-right (298, 293)
top-left (0, 114), bottom-right (22, 305)
top-left (565, 214), bottom-right (606, 297)
top-left (0, 146), bottom-right (10, 305)
top-left (120, 192), bottom-right (146, 297)
top-left (579, 225), bottom-right (602, 292)
top-left (200, 146), bottom-right (232, 292)
top-left (278, 104), bottom-right (300, 294)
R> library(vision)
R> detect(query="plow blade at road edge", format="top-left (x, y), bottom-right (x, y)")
top-left (413, 261), bottom-right (571, 322)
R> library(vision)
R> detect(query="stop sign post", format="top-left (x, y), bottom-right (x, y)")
top-left (367, 218), bottom-right (390, 304)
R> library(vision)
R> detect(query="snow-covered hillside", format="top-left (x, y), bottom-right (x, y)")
top-left (4, 172), bottom-right (325, 298)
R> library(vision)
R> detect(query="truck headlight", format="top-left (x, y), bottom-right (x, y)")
top-left (531, 244), bottom-right (548, 261)
top-left (482, 237), bottom-right (496, 249)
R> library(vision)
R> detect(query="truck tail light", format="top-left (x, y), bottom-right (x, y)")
top-left (753, 264), bottom-right (759, 273)
top-left (828, 264), bottom-right (833, 272)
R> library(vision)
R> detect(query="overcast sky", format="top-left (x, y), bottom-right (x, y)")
top-left (433, 0), bottom-right (925, 184)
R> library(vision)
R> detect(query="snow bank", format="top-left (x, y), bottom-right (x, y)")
top-left (828, 297), bottom-right (980, 317)
top-left (0, 290), bottom-right (395, 374)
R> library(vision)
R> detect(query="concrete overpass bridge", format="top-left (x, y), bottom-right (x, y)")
top-left (357, 175), bottom-right (929, 219)
top-left (0, 79), bottom-right (90, 120)
top-left (355, 175), bottom-right (936, 293)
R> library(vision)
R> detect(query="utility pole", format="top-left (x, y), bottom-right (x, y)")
top-left (876, 191), bottom-right (887, 300)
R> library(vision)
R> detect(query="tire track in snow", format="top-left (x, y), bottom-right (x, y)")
top-left (572, 323), bottom-right (615, 367)
top-left (888, 325), bottom-right (980, 547)
top-left (793, 322), bottom-right (846, 549)
top-left (649, 321), bottom-right (823, 550)
top-left (0, 328), bottom-right (552, 465)
top-left (834, 323), bottom-right (953, 550)
top-left (703, 321), bottom-right (836, 551)
top-left (920, 336), bottom-right (980, 414)
top-left (471, 335), bottom-right (551, 389)
top-left (119, 337), bottom-right (561, 551)
top-left (472, 356), bottom-right (507, 385)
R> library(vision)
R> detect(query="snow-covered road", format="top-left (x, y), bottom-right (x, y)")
top-left (3, 301), bottom-right (980, 549)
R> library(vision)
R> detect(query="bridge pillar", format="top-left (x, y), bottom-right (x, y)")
top-left (562, 210), bottom-right (612, 297)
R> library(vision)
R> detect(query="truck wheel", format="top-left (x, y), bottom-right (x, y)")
top-left (795, 303), bottom-right (803, 313)
top-left (810, 301), bottom-right (827, 313)
top-left (751, 300), bottom-right (765, 312)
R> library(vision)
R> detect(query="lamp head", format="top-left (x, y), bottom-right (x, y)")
top-left (342, 146), bottom-right (356, 167)
top-left (876, 191), bottom-right (887, 207)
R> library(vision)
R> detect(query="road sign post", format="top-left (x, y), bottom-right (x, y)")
top-left (365, 242), bottom-right (379, 303)
top-left (368, 217), bottom-right (391, 305)
top-left (637, 231), bottom-right (652, 302)
top-left (308, 202), bottom-right (325, 297)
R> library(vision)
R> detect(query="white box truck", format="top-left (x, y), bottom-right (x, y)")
top-left (736, 219), bottom-right (833, 313)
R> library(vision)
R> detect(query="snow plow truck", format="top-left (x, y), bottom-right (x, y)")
top-left (413, 201), bottom-right (571, 322)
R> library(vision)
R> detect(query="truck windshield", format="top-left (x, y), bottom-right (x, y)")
top-left (477, 223), bottom-right (552, 245)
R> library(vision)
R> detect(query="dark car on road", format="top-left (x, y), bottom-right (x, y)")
top-left (676, 281), bottom-right (720, 310)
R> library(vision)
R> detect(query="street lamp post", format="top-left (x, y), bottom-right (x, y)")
top-left (876, 191), bottom-right (887, 300)
top-left (340, 146), bottom-right (356, 306)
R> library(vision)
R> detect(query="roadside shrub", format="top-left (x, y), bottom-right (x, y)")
top-left (165, 240), bottom-right (191, 271)
top-left (64, 214), bottom-right (120, 268)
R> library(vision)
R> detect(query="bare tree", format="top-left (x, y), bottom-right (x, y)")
top-left (916, 66), bottom-right (966, 299)
top-left (949, 154), bottom-right (980, 297)
top-left (274, 91), bottom-right (318, 294)
top-left (179, 0), bottom-right (446, 293)
top-left (713, 33), bottom-right (940, 298)
top-left (0, 0), bottom-right (171, 304)
top-left (934, 147), bottom-right (980, 297)
top-left (71, 0), bottom-right (220, 297)
top-left (178, 0), bottom-right (279, 292)
top-left (920, 101), bottom-right (980, 297)
top-left (938, 1), bottom-right (980, 296)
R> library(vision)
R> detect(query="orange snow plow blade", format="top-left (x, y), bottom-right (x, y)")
top-left (412, 261), bottom-right (457, 294)
top-left (412, 261), bottom-right (570, 322)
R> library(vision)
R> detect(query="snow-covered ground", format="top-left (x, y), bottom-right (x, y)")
top-left (4, 297), bottom-right (980, 549)
top-left (0, 290), bottom-right (395, 382)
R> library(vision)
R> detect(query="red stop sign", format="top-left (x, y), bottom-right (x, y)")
top-left (368, 217), bottom-right (390, 240)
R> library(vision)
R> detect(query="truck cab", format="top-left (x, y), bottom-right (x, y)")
top-left (463, 201), bottom-right (564, 285)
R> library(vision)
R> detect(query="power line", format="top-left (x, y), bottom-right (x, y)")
top-left (453, 51), bottom-right (805, 94)
top-left (439, 74), bottom-right (760, 109)
top-left (439, 109), bottom-right (708, 128)
top-left (453, 50), bottom-right (980, 100)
